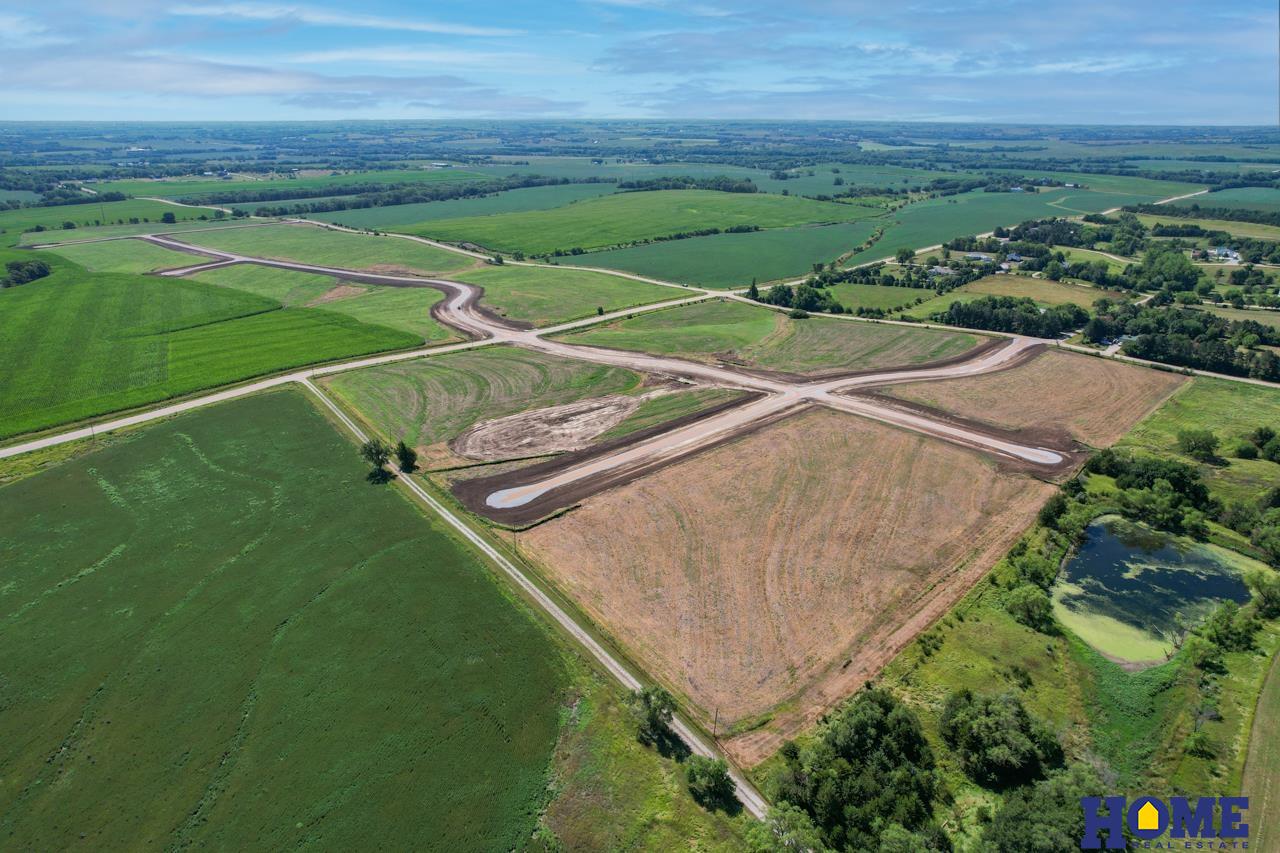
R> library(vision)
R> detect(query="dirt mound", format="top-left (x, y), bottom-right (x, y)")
top-left (451, 395), bottom-right (644, 461)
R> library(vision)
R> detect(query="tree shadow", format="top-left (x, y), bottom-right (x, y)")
top-left (366, 468), bottom-right (395, 485)
top-left (638, 725), bottom-right (691, 761)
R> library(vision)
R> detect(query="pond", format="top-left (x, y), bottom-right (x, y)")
top-left (1052, 514), bottom-right (1256, 666)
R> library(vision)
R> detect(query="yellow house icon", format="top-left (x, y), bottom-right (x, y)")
top-left (1137, 800), bottom-right (1160, 831)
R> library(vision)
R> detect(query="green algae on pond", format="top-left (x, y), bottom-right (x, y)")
top-left (1052, 515), bottom-right (1256, 665)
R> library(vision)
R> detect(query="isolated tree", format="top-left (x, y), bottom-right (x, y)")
top-left (1177, 429), bottom-right (1220, 461)
top-left (360, 438), bottom-right (392, 477)
top-left (1006, 584), bottom-right (1054, 633)
top-left (895, 247), bottom-right (915, 265)
top-left (685, 755), bottom-right (736, 811)
top-left (747, 279), bottom-right (760, 300)
top-left (395, 440), bottom-right (418, 473)
top-left (628, 685), bottom-right (676, 744)
top-left (161, 211), bottom-right (177, 224)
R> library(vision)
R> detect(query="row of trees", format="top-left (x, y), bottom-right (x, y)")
top-left (1, 259), bottom-right (51, 288)
top-left (934, 295), bottom-right (1088, 338)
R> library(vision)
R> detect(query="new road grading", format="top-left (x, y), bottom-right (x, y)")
top-left (135, 232), bottom-right (1078, 525)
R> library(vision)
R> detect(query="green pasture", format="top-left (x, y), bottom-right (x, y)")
top-left (576, 220), bottom-right (883, 288)
top-left (826, 282), bottom-right (933, 311)
top-left (177, 223), bottom-right (475, 274)
top-left (312, 183), bottom-right (618, 229)
top-left (560, 298), bottom-right (978, 375)
top-left (962, 274), bottom-right (1125, 309)
top-left (418, 190), bottom-right (882, 255)
top-left (1118, 377), bottom-right (1280, 507)
top-left (0, 389), bottom-right (566, 850)
top-left (18, 218), bottom-right (248, 246)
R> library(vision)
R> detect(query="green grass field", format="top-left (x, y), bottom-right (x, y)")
top-left (191, 264), bottom-right (459, 342)
top-left (1172, 187), bottom-right (1280, 215)
top-left (826, 282), bottom-right (934, 311)
top-left (897, 290), bottom-right (987, 319)
top-left (311, 183), bottom-right (619, 229)
top-left (576, 220), bottom-right (883, 288)
top-left (452, 264), bottom-right (681, 326)
top-left (988, 170), bottom-right (1203, 199)
top-left (560, 299), bottom-right (979, 375)
top-left (0, 389), bottom-right (568, 850)
top-left (962, 274), bottom-right (1125, 308)
top-left (323, 346), bottom-right (643, 451)
top-left (178, 223), bottom-right (476, 274)
top-left (419, 190), bottom-right (882, 255)
top-left (43, 238), bottom-right (200, 273)
top-left (1137, 214), bottom-right (1280, 241)
top-left (96, 168), bottom-right (486, 200)
top-left (0, 257), bottom-right (418, 440)
top-left (0, 200), bottom-right (221, 246)
top-left (1059, 246), bottom-right (1132, 273)
top-left (600, 387), bottom-right (746, 441)
top-left (1118, 378), bottom-right (1280, 507)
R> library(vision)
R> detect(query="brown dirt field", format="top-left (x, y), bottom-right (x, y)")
top-left (520, 408), bottom-right (1054, 767)
top-left (883, 349), bottom-right (1187, 448)
top-left (306, 283), bottom-right (367, 305)
top-left (451, 394), bottom-right (643, 461)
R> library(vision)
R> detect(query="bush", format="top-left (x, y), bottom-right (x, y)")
top-left (1236, 441), bottom-right (1259, 460)
top-left (983, 765), bottom-right (1100, 851)
top-left (939, 690), bottom-right (1062, 788)
top-left (627, 685), bottom-right (676, 745)
top-left (1177, 429), bottom-right (1220, 461)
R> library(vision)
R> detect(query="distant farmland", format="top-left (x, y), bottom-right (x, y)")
top-left (452, 263), bottom-right (680, 326)
top-left (1171, 187), bottom-right (1280, 215)
top-left (0, 390), bottom-right (567, 850)
top-left (95, 167), bottom-right (486, 200)
top-left (0, 199), bottom-right (221, 244)
top-left (312, 183), bottom-right (619, 228)
top-left (419, 189), bottom-right (883, 255)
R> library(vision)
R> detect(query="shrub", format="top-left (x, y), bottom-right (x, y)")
top-left (685, 755), bottom-right (736, 811)
top-left (1177, 429), bottom-right (1220, 461)
top-left (1236, 441), bottom-right (1259, 460)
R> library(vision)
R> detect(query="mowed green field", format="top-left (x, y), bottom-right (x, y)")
top-left (453, 264), bottom-right (681, 326)
top-left (560, 299), bottom-right (979, 375)
top-left (1137, 214), bottom-right (1280, 241)
top-left (312, 183), bottom-right (619, 229)
top-left (191, 264), bottom-right (459, 342)
top-left (988, 170), bottom-right (1203, 199)
top-left (1196, 304), bottom-right (1280, 330)
top-left (419, 190), bottom-right (882, 255)
top-left (962, 274), bottom-right (1126, 308)
top-left (1173, 187), bottom-right (1280, 215)
top-left (0, 256), bottom-right (418, 440)
top-left (0, 390), bottom-right (567, 850)
top-left (323, 346), bottom-right (642, 451)
top-left (576, 220), bottom-right (883, 288)
top-left (44, 238), bottom-right (200, 273)
top-left (1118, 378), bottom-right (1280, 506)
top-left (96, 168), bottom-right (486, 200)
top-left (0, 199), bottom-right (221, 246)
top-left (18, 218), bottom-right (249, 246)
top-left (178, 223), bottom-right (476, 274)
top-left (826, 282), bottom-right (932, 311)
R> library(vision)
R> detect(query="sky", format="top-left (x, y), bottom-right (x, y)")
top-left (0, 0), bottom-right (1276, 124)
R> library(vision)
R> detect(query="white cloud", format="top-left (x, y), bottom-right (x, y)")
top-left (169, 3), bottom-right (521, 37)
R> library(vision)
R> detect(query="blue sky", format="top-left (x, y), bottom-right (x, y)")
top-left (0, 0), bottom-right (1275, 124)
